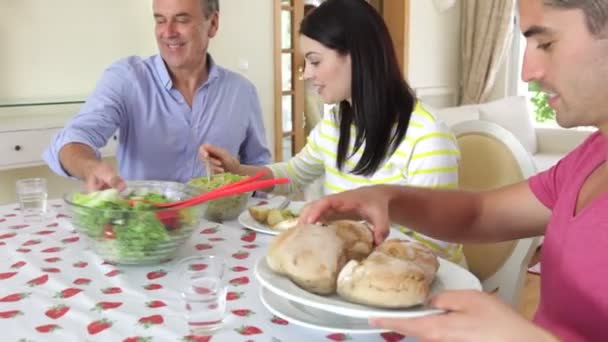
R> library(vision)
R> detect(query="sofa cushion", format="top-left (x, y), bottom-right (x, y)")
top-left (433, 104), bottom-right (481, 127)
top-left (478, 96), bottom-right (538, 155)
top-left (533, 153), bottom-right (563, 172)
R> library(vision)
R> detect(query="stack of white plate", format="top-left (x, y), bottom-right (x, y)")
top-left (254, 256), bottom-right (482, 334)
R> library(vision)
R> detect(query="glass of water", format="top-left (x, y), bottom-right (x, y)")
top-left (16, 178), bottom-right (48, 222)
top-left (178, 255), bottom-right (227, 333)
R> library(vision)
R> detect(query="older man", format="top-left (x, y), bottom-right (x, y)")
top-left (300, 0), bottom-right (608, 340)
top-left (44, 0), bottom-right (270, 190)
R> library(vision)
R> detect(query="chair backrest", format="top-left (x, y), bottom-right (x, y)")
top-left (451, 120), bottom-right (540, 307)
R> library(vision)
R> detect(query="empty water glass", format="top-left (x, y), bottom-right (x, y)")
top-left (178, 255), bottom-right (227, 333)
top-left (16, 178), bottom-right (48, 222)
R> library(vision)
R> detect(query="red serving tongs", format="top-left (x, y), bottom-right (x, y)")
top-left (144, 171), bottom-right (288, 227)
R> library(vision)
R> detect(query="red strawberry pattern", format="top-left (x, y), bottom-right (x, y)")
top-left (92, 301), bottom-right (123, 312)
top-left (36, 324), bottom-right (61, 333)
top-left (105, 269), bottom-right (122, 277)
top-left (194, 243), bottom-right (213, 251)
top-left (146, 300), bottom-right (167, 308)
top-left (73, 277), bottom-right (92, 285)
top-left (61, 236), bottom-right (80, 244)
top-left (101, 287), bottom-right (122, 294)
top-left (27, 274), bottom-right (49, 287)
top-left (44, 257), bottom-right (62, 263)
top-left (241, 231), bottom-right (256, 242)
top-left (0, 310), bottom-right (22, 319)
top-left (226, 291), bottom-right (243, 301)
top-left (146, 270), bottom-right (167, 280)
top-left (73, 261), bottom-right (88, 268)
top-left (0, 271), bottom-right (17, 280)
top-left (182, 336), bottom-right (212, 342)
top-left (0, 232), bottom-right (15, 240)
top-left (270, 315), bottom-right (289, 325)
top-left (232, 250), bottom-right (249, 260)
top-left (231, 309), bottom-right (254, 317)
top-left (235, 325), bottom-right (262, 336)
top-left (0, 292), bottom-right (30, 302)
top-left (143, 283), bottom-right (163, 291)
top-left (87, 318), bottom-right (113, 335)
top-left (21, 239), bottom-right (41, 246)
top-left (138, 314), bottom-right (164, 328)
top-left (41, 246), bottom-right (63, 253)
top-left (189, 263), bottom-right (207, 271)
top-left (54, 288), bottom-right (82, 298)
top-left (230, 266), bottom-right (248, 272)
top-left (124, 337), bottom-right (153, 342)
top-left (229, 276), bottom-right (250, 286)
top-left (380, 332), bottom-right (406, 342)
top-left (0, 199), bottom-right (397, 342)
top-left (45, 304), bottom-right (70, 319)
top-left (200, 227), bottom-right (218, 234)
top-left (327, 333), bottom-right (352, 341)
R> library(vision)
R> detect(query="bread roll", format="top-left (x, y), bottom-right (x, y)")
top-left (336, 239), bottom-right (438, 308)
top-left (266, 224), bottom-right (347, 295)
top-left (328, 220), bottom-right (374, 261)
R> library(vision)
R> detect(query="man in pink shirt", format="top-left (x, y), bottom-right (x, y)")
top-left (299, 0), bottom-right (608, 340)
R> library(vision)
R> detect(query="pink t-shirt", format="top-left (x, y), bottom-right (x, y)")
top-left (529, 131), bottom-right (608, 341)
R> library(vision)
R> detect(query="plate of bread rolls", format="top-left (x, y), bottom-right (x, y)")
top-left (255, 220), bottom-right (481, 320)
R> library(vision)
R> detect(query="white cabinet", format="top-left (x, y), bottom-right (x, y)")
top-left (0, 102), bottom-right (118, 171)
top-left (0, 128), bottom-right (118, 171)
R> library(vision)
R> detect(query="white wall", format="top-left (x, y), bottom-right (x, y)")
top-left (0, 0), bottom-right (157, 102)
top-left (408, 0), bottom-right (461, 108)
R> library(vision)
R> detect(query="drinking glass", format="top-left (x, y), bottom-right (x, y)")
top-left (178, 255), bottom-right (227, 333)
top-left (16, 178), bottom-right (48, 222)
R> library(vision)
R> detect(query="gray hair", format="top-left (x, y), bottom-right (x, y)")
top-left (200, 0), bottom-right (219, 17)
top-left (544, 0), bottom-right (608, 36)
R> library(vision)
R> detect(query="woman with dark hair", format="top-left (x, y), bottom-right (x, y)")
top-left (201, 0), bottom-right (463, 264)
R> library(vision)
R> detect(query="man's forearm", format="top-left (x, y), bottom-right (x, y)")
top-left (58, 143), bottom-right (101, 180)
top-left (384, 185), bottom-right (484, 242)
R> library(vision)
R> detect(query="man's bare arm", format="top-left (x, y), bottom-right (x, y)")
top-left (58, 143), bottom-right (125, 191)
top-left (385, 181), bottom-right (550, 243)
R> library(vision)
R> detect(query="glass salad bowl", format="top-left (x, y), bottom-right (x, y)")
top-left (63, 180), bottom-right (207, 265)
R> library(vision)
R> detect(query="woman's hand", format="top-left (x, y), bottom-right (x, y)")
top-left (299, 185), bottom-right (393, 244)
top-left (199, 144), bottom-right (241, 174)
top-left (369, 290), bottom-right (558, 342)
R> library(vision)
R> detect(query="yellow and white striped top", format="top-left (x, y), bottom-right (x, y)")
top-left (268, 101), bottom-right (464, 264)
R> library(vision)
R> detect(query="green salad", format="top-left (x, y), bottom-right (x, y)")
top-left (189, 172), bottom-right (250, 221)
top-left (71, 189), bottom-right (192, 262)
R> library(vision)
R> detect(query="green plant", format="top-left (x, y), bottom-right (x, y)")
top-left (528, 81), bottom-right (556, 123)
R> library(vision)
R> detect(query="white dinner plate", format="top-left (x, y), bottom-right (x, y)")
top-left (259, 287), bottom-right (387, 334)
top-left (237, 198), bottom-right (306, 236)
top-left (255, 256), bottom-right (481, 319)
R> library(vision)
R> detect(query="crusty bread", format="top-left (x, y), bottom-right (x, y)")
top-left (336, 239), bottom-right (438, 308)
top-left (266, 224), bottom-right (348, 295)
top-left (328, 220), bottom-right (374, 261)
top-left (375, 239), bottom-right (439, 280)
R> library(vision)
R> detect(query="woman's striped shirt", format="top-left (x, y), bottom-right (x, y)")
top-left (268, 101), bottom-right (464, 264)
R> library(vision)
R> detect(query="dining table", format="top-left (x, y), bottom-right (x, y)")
top-left (0, 198), bottom-right (414, 342)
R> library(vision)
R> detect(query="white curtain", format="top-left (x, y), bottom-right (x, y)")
top-left (459, 0), bottom-right (516, 104)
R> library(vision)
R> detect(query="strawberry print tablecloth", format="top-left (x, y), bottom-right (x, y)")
top-left (0, 199), bottom-right (413, 342)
